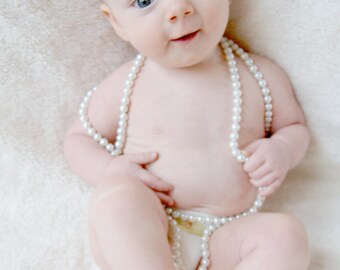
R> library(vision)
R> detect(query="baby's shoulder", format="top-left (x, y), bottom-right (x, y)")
top-left (96, 60), bottom-right (134, 98)
top-left (246, 53), bottom-right (293, 96)
top-left (247, 53), bottom-right (304, 130)
top-left (82, 61), bottom-right (134, 138)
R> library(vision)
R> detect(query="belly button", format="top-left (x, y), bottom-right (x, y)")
top-left (152, 126), bottom-right (164, 135)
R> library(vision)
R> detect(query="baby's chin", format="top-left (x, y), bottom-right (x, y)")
top-left (154, 53), bottom-right (217, 69)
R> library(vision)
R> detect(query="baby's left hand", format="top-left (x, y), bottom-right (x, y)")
top-left (242, 137), bottom-right (291, 197)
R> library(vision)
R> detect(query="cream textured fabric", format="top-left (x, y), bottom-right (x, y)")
top-left (1, 1), bottom-right (339, 269)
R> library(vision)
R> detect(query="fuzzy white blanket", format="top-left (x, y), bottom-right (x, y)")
top-left (1, 0), bottom-right (339, 269)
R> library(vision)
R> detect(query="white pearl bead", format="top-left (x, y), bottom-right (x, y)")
top-left (116, 135), bottom-right (123, 142)
top-left (232, 90), bottom-right (241, 97)
top-left (229, 67), bottom-right (238, 74)
top-left (106, 144), bottom-right (114, 152)
top-left (189, 215), bottom-right (196, 222)
top-left (265, 104), bottom-right (272, 110)
top-left (231, 74), bottom-right (240, 81)
top-left (241, 53), bottom-right (249, 60)
top-left (258, 79), bottom-right (267, 87)
top-left (128, 72), bottom-right (137, 80)
top-left (201, 250), bottom-right (210, 257)
top-left (233, 97), bottom-right (242, 105)
top-left (100, 138), bottom-right (108, 146)
top-left (202, 236), bottom-right (209, 243)
top-left (119, 113), bottom-right (128, 121)
top-left (213, 218), bottom-right (221, 225)
top-left (120, 105), bottom-right (128, 113)
top-left (262, 87), bottom-right (270, 95)
top-left (250, 65), bottom-right (258, 73)
top-left (201, 258), bottom-right (210, 267)
top-left (208, 224), bottom-right (216, 231)
top-left (203, 229), bottom-right (210, 236)
top-left (87, 128), bottom-right (95, 136)
top-left (236, 48), bottom-right (244, 55)
top-left (266, 111), bottom-right (273, 117)
top-left (114, 141), bottom-right (122, 148)
top-left (230, 132), bottom-right (239, 140)
top-left (233, 106), bottom-right (242, 113)
top-left (230, 141), bottom-right (238, 148)
top-left (124, 88), bottom-right (132, 95)
top-left (201, 243), bottom-right (208, 250)
top-left (204, 217), bottom-right (211, 224)
top-left (93, 133), bottom-right (102, 141)
top-left (231, 124), bottom-right (240, 131)
top-left (246, 59), bottom-right (254, 66)
top-left (231, 44), bottom-right (238, 50)
top-left (232, 81), bottom-right (241, 89)
top-left (172, 211), bottom-right (180, 218)
top-left (264, 95), bottom-right (272, 103)
top-left (232, 149), bottom-right (240, 156)
top-left (255, 72), bottom-right (263, 79)
top-left (180, 213), bottom-right (188, 220)
top-left (172, 242), bottom-right (180, 250)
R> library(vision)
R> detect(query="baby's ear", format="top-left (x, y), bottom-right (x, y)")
top-left (100, 4), bottom-right (129, 42)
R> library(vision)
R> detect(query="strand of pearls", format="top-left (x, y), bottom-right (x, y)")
top-left (79, 37), bottom-right (272, 270)
top-left (166, 193), bottom-right (264, 270)
top-left (79, 54), bottom-right (146, 157)
top-left (220, 37), bottom-right (273, 163)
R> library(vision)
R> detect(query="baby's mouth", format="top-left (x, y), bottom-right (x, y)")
top-left (171, 30), bottom-right (200, 42)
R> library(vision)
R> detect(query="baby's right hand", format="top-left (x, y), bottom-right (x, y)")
top-left (104, 152), bottom-right (175, 206)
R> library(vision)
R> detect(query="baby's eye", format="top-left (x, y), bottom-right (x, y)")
top-left (134, 0), bottom-right (154, 8)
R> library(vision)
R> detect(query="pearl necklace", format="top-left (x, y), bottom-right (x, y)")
top-left (79, 37), bottom-right (273, 270)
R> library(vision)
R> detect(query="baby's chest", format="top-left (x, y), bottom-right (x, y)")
top-left (125, 82), bottom-right (265, 149)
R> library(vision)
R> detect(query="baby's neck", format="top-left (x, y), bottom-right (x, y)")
top-left (145, 46), bottom-right (224, 76)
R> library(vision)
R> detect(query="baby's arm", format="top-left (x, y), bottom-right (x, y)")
top-left (63, 63), bottom-right (174, 205)
top-left (243, 54), bottom-right (310, 197)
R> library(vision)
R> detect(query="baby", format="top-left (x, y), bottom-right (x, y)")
top-left (64, 0), bottom-right (311, 269)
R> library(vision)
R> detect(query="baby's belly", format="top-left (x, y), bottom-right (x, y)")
top-left (124, 139), bottom-right (258, 217)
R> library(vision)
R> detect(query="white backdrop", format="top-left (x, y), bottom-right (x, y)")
top-left (1, 0), bottom-right (339, 269)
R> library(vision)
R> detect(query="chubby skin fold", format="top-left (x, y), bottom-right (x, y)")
top-left (63, 0), bottom-right (311, 269)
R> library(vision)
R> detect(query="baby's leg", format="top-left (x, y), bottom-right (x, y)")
top-left (88, 174), bottom-right (174, 270)
top-left (209, 213), bottom-right (310, 270)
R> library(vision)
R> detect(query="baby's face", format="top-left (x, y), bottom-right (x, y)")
top-left (103, 0), bottom-right (231, 68)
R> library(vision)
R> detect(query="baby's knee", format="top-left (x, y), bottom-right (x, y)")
top-left (262, 213), bottom-right (310, 258)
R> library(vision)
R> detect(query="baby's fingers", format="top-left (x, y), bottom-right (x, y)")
top-left (258, 180), bottom-right (281, 197)
top-left (156, 192), bottom-right (175, 207)
top-left (137, 170), bottom-right (173, 192)
top-left (250, 172), bottom-right (277, 187)
top-left (126, 152), bottom-right (158, 165)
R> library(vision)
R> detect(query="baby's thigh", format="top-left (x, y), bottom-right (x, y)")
top-left (89, 174), bottom-right (168, 226)
top-left (88, 175), bottom-right (169, 269)
top-left (209, 212), bottom-right (309, 269)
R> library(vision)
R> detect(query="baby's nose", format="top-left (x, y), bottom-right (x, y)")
top-left (166, 0), bottom-right (194, 23)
